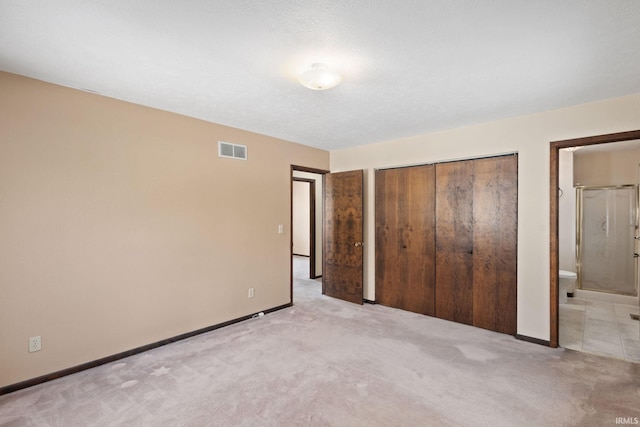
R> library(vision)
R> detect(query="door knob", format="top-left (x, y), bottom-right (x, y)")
top-left (354, 242), bottom-right (364, 247)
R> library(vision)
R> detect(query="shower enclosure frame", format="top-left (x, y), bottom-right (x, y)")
top-left (575, 184), bottom-right (639, 297)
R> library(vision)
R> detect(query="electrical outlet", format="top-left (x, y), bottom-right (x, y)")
top-left (248, 288), bottom-right (255, 298)
top-left (29, 336), bottom-right (41, 353)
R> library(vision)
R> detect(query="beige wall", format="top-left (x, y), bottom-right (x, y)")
top-left (292, 180), bottom-right (311, 256)
top-left (574, 147), bottom-right (640, 187)
top-left (0, 72), bottom-right (329, 387)
top-left (330, 93), bottom-right (640, 341)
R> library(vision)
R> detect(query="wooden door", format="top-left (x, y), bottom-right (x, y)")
top-left (375, 165), bottom-right (436, 315)
top-left (435, 155), bottom-right (517, 334)
top-left (435, 160), bottom-right (475, 325)
top-left (472, 156), bottom-right (517, 334)
top-left (323, 170), bottom-right (364, 304)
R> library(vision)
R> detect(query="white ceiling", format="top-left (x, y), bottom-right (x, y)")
top-left (1, 1), bottom-right (639, 151)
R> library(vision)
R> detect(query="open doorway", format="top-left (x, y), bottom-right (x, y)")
top-left (292, 177), bottom-right (317, 275)
top-left (291, 166), bottom-right (328, 303)
top-left (550, 130), bottom-right (640, 352)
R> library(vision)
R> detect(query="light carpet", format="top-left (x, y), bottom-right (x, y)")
top-left (1, 257), bottom-right (639, 426)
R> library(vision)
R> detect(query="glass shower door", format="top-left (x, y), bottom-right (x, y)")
top-left (577, 185), bottom-right (638, 296)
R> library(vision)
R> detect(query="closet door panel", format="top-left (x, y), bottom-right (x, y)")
top-left (472, 158), bottom-right (499, 331)
top-left (375, 168), bottom-right (404, 308)
top-left (495, 155), bottom-right (517, 335)
top-left (472, 156), bottom-right (517, 334)
top-left (473, 156), bottom-right (517, 334)
top-left (403, 165), bottom-right (436, 315)
top-left (435, 161), bottom-right (474, 325)
top-left (375, 165), bottom-right (436, 315)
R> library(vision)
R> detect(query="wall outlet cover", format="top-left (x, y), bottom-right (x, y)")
top-left (29, 336), bottom-right (42, 353)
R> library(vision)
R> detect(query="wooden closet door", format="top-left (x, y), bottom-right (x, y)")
top-left (375, 168), bottom-right (403, 308)
top-left (472, 155), bottom-right (517, 334)
top-left (375, 165), bottom-right (435, 315)
top-left (435, 160), bottom-right (474, 325)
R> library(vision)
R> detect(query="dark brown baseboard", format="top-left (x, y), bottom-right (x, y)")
top-left (515, 334), bottom-right (551, 347)
top-left (363, 299), bottom-right (377, 304)
top-left (0, 303), bottom-right (292, 396)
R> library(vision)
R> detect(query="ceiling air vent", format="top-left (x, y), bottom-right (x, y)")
top-left (218, 141), bottom-right (247, 160)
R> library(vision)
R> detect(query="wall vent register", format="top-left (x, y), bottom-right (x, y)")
top-left (218, 141), bottom-right (247, 160)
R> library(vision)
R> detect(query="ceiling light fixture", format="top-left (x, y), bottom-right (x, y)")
top-left (298, 63), bottom-right (342, 90)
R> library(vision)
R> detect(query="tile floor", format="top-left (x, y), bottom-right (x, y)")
top-left (559, 297), bottom-right (640, 362)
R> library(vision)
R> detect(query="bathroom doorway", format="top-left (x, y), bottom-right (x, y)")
top-left (551, 130), bottom-right (640, 361)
